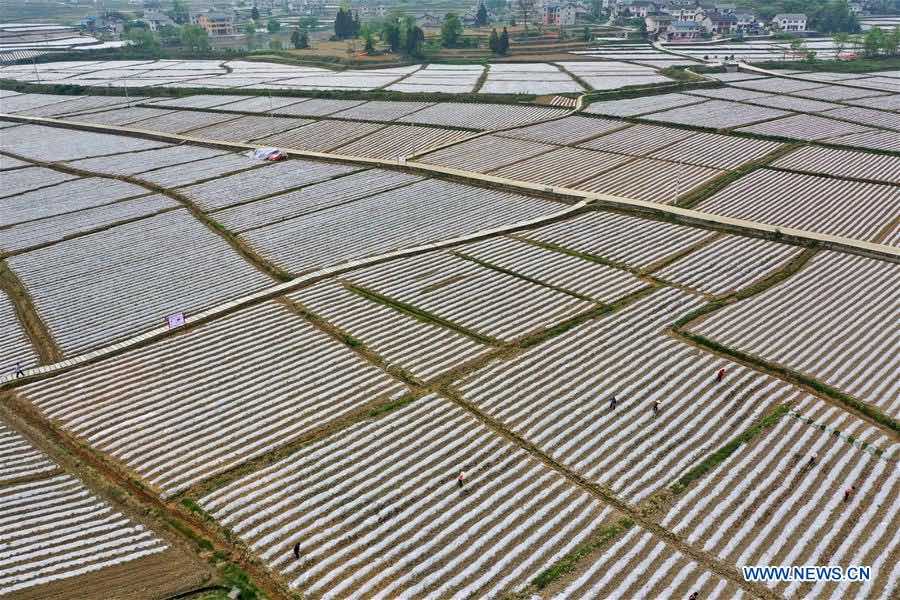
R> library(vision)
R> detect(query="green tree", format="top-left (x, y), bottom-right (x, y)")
top-left (158, 24), bottom-right (180, 46)
top-left (298, 16), bottom-right (318, 30)
top-left (381, 18), bottom-right (402, 52)
top-left (832, 31), bottom-right (850, 57)
top-left (169, 0), bottom-right (189, 24)
top-left (812, 0), bottom-right (860, 34)
top-left (245, 20), bottom-right (258, 49)
top-left (475, 3), bottom-right (489, 27)
top-left (863, 27), bottom-right (884, 56)
top-left (251, 5), bottom-right (260, 21)
top-left (125, 27), bottom-right (160, 52)
top-left (583, 25), bottom-right (591, 42)
top-left (402, 17), bottom-right (425, 57)
top-left (335, 8), bottom-right (351, 39)
top-left (269, 39), bottom-right (283, 50)
top-left (267, 17), bottom-right (280, 33)
top-left (181, 24), bottom-right (209, 52)
top-left (291, 27), bottom-right (309, 49)
top-left (488, 27), bottom-right (499, 52)
top-left (499, 26), bottom-right (510, 54)
top-left (441, 13), bottom-right (463, 47)
top-left (361, 24), bottom-right (375, 52)
top-left (883, 25), bottom-right (900, 55)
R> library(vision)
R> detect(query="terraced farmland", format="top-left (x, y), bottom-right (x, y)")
top-left (0, 422), bottom-right (57, 483)
top-left (17, 302), bottom-right (407, 496)
top-left (689, 252), bottom-right (899, 417)
top-left (695, 169), bottom-right (900, 242)
top-left (458, 287), bottom-right (807, 503)
top-left (663, 397), bottom-right (898, 600)
top-left (200, 395), bottom-right (615, 598)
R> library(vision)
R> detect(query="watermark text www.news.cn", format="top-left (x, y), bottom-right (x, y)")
top-left (743, 565), bottom-right (871, 582)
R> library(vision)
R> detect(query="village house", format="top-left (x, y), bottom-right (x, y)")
top-left (191, 10), bottom-right (236, 35)
top-left (543, 2), bottom-right (579, 26)
top-left (664, 19), bottom-right (701, 40)
top-left (771, 13), bottom-right (807, 32)
top-left (702, 13), bottom-right (736, 35)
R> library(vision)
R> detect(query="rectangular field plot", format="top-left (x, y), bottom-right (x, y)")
top-left (559, 527), bottom-right (747, 599)
top-left (689, 252), bottom-right (900, 417)
top-left (653, 235), bottom-right (801, 296)
top-left (145, 94), bottom-right (251, 109)
top-left (647, 132), bottom-right (783, 169)
top-left (695, 169), bottom-right (900, 242)
top-left (662, 397), bottom-right (899, 600)
top-left (0, 167), bottom-right (78, 199)
top-left (62, 106), bottom-right (180, 127)
top-left (0, 92), bottom-right (78, 113)
top-left (18, 302), bottom-right (407, 496)
top-left (742, 94), bottom-right (842, 113)
top-left (687, 87), bottom-right (774, 101)
top-left (328, 100), bottom-right (434, 121)
top-left (454, 236), bottom-right (647, 303)
top-left (0, 292), bottom-right (37, 369)
top-left (203, 95), bottom-right (309, 114)
top-left (731, 77), bottom-right (826, 93)
top-left (0, 475), bottom-right (169, 595)
top-left (643, 100), bottom-right (791, 129)
top-left (790, 85), bottom-right (887, 101)
top-left (736, 113), bottom-right (875, 141)
top-left (240, 179), bottom-right (561, 274)
top-left (211, 169), bottom-right (422, 232)
top-left (185, 115), bottom-right (313, 142)
top-left (287, 282), bottom-right (490, 380)
top-left (584, 93), bottom-right (705, 117)
top-left (828, 130), bottom-right (900, 153)
top-left (7, 95), bottom-right (144, 117)
top-left (134, 153), bottom-right (266, 188)
top-left (821, 106), bottom-right (900, 132)
top-left (0, 155), bottom-right (28, 170)
top-left (846, 93), bottom-right (900, 110)
top-left (178, 158), bottom-right (360, 211)
top-left (254, 120), bottom-right (386, 152)
top-left (0, 178), bottom-right (152, 227)
top-left (579, 123), bottom-right (695, 155)
top-left (0, 194), bottom-right (177, 254)
top-left (7, 209), bottom-right (271, 354)
top-left (771, 146), bottom-right (900, 184)
top-left (118, 108), bottom-right (240, 134)
top-left (498, 115), bottom-right (624, 146)
top-left (66, 145), bottom-right (227, 176)
top-left (0, 124), bottom-right (167, 161)
top-left (419, 135), bottom-right (557, 173)
top-left (576, 157), bottom-right (724, 204)
top-left (270, 98), bottom-right (367, 117)
top-left (199, 394), bottom-right (614, 599)
top-left (331, 124), bottom-right (472, 159)
top-left (343, 251), bottom-right (595, 343)
top-left (0, 421), bottom-right (57, 484)
top-left (457, 287), bottom-right (801, 503)
top-left (490, 147), bottom-right (633, 187)
top-left (516, 211), bottom-right (714, 269)
top-left (400, 102), bottom-right (566, 130)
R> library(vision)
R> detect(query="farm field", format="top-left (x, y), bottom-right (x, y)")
top-left (199, 395), bottom-right (616, 599)
top-left (689, 251), bottom-right (899, 418)
top-left (1, 62), bottom-right (899, 600)
top-left (694, 169), bottom-right (900, 243)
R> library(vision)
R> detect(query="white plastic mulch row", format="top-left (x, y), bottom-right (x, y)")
top-left (642, 99), bottom-right (791, 130)
top-left (0, 92), bottom-right (81, 113)
top-left (664, 396), bottom-right (899, 600)
top-left (498, 115), bottom-right (625, 146)
top-left (19, 302), bottom-right (408, 497)
top-left (329, 100), bottom-right (435, 122)
top-left (690, 251), bottom-right (900, 417)
top-left (331, 124), bottom-right (473, 160)
top-left (6, 94), bottom-right (144, 118)
top-left (695, 169), bottom-right (900, 242)
top-left (133, 153), bottom-right (267, 188)
top-left (200, 394), bottom-right (614, 599)
top-left (490, 146), bottom-right (633, 188)
top-left (61, 106), bottom-right (179, 127)
top-left (580, 123), bottom-right (695, 155)
top-left (577, 157), bottom-right (725, 204)
top-left (736, 113), bottom-right (875, 141)
top-left (7, 209), bottom-right (272, 355)
top-left (1, 194), bottom-right (178, 255)
top-left (0, 292), bottom-right (37, 371)
top-left (211, 169), bottom-right (423, 233)
top-left (454, 235), bottom-right (647, 303)
top-left (65, 145), bottom-right (226, 176)
top-left (653, 235), bottom-right (801, 296)
top-left (111, 107), bottom-right (240, 134)
top-left (399, 102), bottom-right (567, 130)
top-left (772, 145), bottom-right (900, 185)
top-left (288, 282), bottom-right (489, 381)
top-left (0, 166), bottom-right (79, 200)
top-left (560, 527), bottom-right (745, 599)
top-left (185, 115), bottom-right (314, 143)
top-left (254, 120), bottom-right (387, 153)
top-left (344, 251), bottom-right (594, 342)
top-left (828, 129), bottom-right (900, 153)
top-left (420, 134), bottom-right (557, 173)
top-left (0, 475), bottom-right (168, 595)
top-left (0, 177), bottom-right (151, 228)
top-left (730, 77), bottom-right (826, 94)
top-left (821, 106), bottom-right (900, 132)
top-left (518, 211), bottom-right (714, 269)
top-left (458, 287), bottom-right (803, 503)
top-left (0, 124), bottom-right (167, 161)
top-left (647, 132), bottom-right (784, 170)
top-left (240, 178), bottom-right (560, 275)
top-left (789, 85), bottom-right (886, 101)
top-left (584, 92), bottom-right (706, 117)
top-left (177, 158), bottom-right (361, 212)
top-left (0, 422), bottom-right (57, 484)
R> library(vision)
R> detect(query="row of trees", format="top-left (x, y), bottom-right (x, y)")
top-left (488, 27), bottom-right (511, 54)
top-left (334, 7), bottom-right (362, 40)
top-left (832, 26), bottom-right (900, 57)
top-left (124, 23), bottom-right (210, 53)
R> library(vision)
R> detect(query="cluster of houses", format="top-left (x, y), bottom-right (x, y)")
top-left (614, 0), bottom-right (799, 41)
